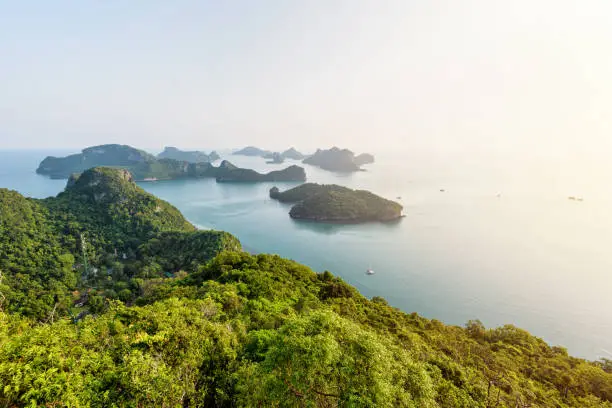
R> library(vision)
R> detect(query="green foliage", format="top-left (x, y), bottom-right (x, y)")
top-left (0, 168), bottom-right (239, 319)
top-left (138, 230), bottom-right (241, 272)
top-left (271, 183), bottom-right (403, 222)
top-left (1, 169), bottom-right (610, 407)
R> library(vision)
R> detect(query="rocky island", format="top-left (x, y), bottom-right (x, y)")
top-left (37, 144), bottom-right (306, 182)
top-left (302, 147), bottom-right (375, 172)
top-left (157, 146), bottom-right (220, 163)
top-left (269, 183), bottom-right (402, 223)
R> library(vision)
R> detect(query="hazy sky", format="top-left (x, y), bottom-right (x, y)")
top-left (1, 0), bottom-right (611, 154)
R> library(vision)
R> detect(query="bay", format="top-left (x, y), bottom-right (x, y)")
top-left (0, 148), bottom-right (610, 360)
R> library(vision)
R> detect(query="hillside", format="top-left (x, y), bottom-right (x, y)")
top-left (270, 183), bottom-right (403, 222)
top-left (0, 167), bottom-right (239, 319)
top-left (0, 169), bottom-right (610, 407)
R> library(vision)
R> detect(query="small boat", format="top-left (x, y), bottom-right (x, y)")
top-left (366, 268), bottom-right (375, 275)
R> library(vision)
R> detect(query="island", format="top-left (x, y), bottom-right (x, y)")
top-left (234, 146), bottom-right (306, 161)
top-left (302, 147), bottom-right (375, 172)
top-left (157, 146), bottom-right (220, 163)
top-left (354, 152), bottom-right (375, 166)
top-left (215, 161), bottom-right (305, 182)
top-left (36, 144), bottom-right (306, 182)
top-left (269, 183), bottom-right (403, 222)
top-left (281, 147), bottom-right (306, 160)
top-left (265, 152), bottom-right (285, 164)
top-left (233, 146), bottom-right (273, 157)
top-left (1, 167), bottom-right (609, 407)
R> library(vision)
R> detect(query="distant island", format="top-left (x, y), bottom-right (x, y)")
top-left (215, 161), bottom-right (305, 182)
top-left (234, 146), bottom-right (306, 161)
top-left (233, 146), bottom-right (273, 157)
top-left (265, 152), bottom-right (285, 164)
top-left (157, 146), bottom-right (220, 163)
top-left (269, 183), bottom-right (402, 223)
top-left (302, 147), bottom-right (375, 172)
top-left (37, 144), bottom-right (305, 182)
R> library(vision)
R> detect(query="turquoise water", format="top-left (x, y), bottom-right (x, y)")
top-left (1, 149), bottom-right (611, 360)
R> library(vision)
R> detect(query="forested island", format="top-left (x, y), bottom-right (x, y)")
top-left (157, 146), bottom-right (220, 163)
top-left (270, 183), bottom-right (403, 223)
top-left (0, 167), bottom-right (610, 407)
top-left (303, 147), bottom-right (375, 172)
top-left (36, 144), bottom-right (305, 182)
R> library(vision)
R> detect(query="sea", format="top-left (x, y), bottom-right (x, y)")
top-left (1, 148), bottom-right (610, 360)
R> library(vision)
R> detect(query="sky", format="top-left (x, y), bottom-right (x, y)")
top-left (1, 0), bottom-right (611, 155)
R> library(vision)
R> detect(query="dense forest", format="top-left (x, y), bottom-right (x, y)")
top-left (0, 168), bottom-right (610, 407)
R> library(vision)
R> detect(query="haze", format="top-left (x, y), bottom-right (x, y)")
top-left (1, 0), bottom-right (611, 156)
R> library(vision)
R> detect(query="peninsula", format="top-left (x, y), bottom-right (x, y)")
top-left (269, 183), bottom-right (403, 223)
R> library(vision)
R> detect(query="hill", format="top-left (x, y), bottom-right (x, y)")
top-left (157, 146), bottom-right (220, 163)
top-left (0, 167), bottom-right (239, 319)
top-left (270, 183), bottom-right (403, 222)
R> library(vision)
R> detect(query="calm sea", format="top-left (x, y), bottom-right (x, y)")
top-left (1, 148), bottom-right (610, 360)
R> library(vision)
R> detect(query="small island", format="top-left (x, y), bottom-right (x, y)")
top-left (157, 146), bottom-right (220, 163)
top-left (233, 146), bottom-right (273, 157)
top-left (302, 147), bottom-right (375, 172)
top-left (269, 183), bottom-right (402, 223)
top-left (281, 147), bottom-right (306, 160)
top-left (265, 152), bottom-right (285, 164)
top-left (354, 153), bottom-right (375, 166)
top-left (37, 144), bottom-right (306, 182)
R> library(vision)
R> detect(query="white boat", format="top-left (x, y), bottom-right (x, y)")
top-left (366, 268), bottom-right (375, 275)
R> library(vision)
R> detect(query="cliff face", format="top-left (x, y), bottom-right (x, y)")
top-left (270, 183), bottom-right (402, 223)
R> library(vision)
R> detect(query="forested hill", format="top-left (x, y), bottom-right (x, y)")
top-left (0, 167), bottom-right (239, 319)
top-left (0, 168), bottom-right (610, 407)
